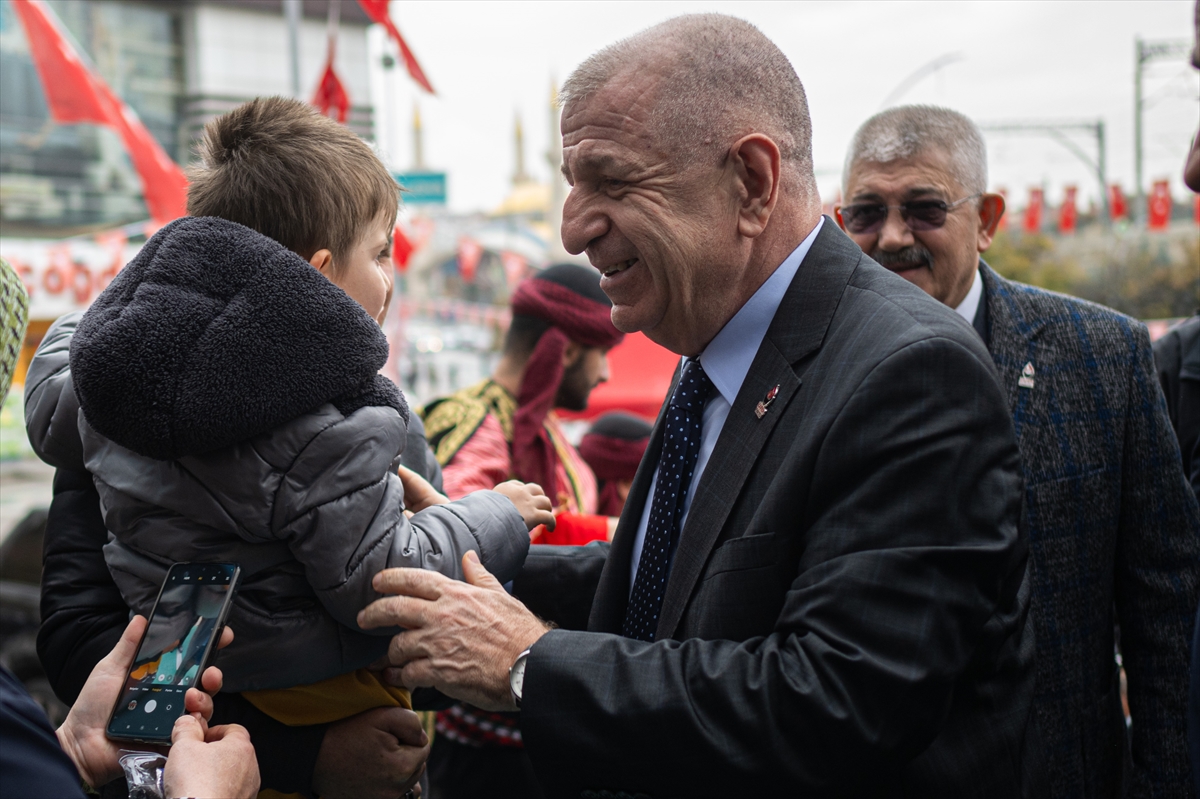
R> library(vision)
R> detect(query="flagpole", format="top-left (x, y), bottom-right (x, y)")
top-left (284, 0), bottom-right (302, 99)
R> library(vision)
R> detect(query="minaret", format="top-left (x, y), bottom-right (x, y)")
top-left (412, 102), bottom-right (425, 170)
top-left (546, 80), bottom-right (568, 259)
top-left (513, 112), bottom-right (531, 185)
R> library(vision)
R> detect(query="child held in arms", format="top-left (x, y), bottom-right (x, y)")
top-left (24, 97), bottom-right (552, 723)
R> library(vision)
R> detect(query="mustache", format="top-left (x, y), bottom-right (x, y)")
top-left (870, 245), bottom-right (934, 271)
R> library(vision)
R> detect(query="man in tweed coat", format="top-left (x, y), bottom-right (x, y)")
top-left (838, 105), bottom-right (1200, 799)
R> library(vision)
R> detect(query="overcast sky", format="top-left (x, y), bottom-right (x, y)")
top-left (369, 0), bottom-right (1199, 214)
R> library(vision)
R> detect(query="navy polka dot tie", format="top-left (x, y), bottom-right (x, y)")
top-left (623, 359), bottom-right (714, 642)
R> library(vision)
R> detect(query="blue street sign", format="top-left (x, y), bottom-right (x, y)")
top-left (394, 171), bottom-right (447, 205)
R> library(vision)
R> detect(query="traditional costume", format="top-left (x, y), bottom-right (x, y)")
top-left (421, 265), bottom-right (623, 799)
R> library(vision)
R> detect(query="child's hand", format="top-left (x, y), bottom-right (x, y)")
top-left (494, 481), bottom-right (556, 532)
top-left (398, 465), bottom-right (450, 513)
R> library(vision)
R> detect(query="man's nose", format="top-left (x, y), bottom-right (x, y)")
top-left (561, 188), bottom-right (608, 257)
top-left (877, 207), bottom-right (916, 251)
top-left (598, 352), bottom-right (611, 384)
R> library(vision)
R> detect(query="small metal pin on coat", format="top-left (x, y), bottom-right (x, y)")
top-left (755, 385), bottom-right (781, 419)
top-left (1018, 362), bottom-right (1036, 389)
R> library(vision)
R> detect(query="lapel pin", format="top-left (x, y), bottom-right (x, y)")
top-left (755, 385), bottom-right (780, 419)
top-left (1018, 362), bottom-right (1035, 389)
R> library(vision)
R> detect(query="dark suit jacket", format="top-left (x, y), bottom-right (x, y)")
top-left (514, 221), bottom-right (1042, 798)
top-left (981, 265), bottom-right (1200, 799)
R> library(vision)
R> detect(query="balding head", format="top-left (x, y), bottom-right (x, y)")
top-left (844, 105), bottom-right (988, 196)
top-left (561, 14), bottom-right (816, 193)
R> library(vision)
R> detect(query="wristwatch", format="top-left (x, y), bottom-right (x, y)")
top-left (509, 648), bottom-right (531, 708)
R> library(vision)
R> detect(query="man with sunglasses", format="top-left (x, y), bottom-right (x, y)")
top-left (839, 105), bottom-right (1200, 799)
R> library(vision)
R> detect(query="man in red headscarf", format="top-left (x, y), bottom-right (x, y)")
top-left (419, 263), bottom-right (624, 798)
top-left (423, 264), bottom-right (622, 515)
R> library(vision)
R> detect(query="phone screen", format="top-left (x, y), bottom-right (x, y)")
top-left (106, 562), bottom-right (239, 743)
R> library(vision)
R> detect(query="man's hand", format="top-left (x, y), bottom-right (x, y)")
top-left (163, 717), bottom-right (259, 799)
top-left (494, 480), bottom-right (556, 532)
top-left (359, 552), bottom-right (552, 711)
top-left (312, 706), bottom-right (430, 799)
top-left (398, 465), bottom-right (450, 513)
top-left (55, 616), bottom-right (233, 789)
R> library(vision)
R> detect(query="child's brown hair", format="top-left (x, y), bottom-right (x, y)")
top-left (187, 97), bottom-right (398, 268)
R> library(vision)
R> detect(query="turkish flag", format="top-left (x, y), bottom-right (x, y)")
top-left (392, 225), bottom-right (415, 272)
top-left (11, 0), bottom-right (188, 225)
top-left (500, 251), bottom-right (527, 287)
top-left (457, 238), bottom-right (482, 284)
top-left (1108, 185), bottom-right (1128, 221)
top-left (1058, 186), bottom-right (1078, 235)
top-left (1147, 180), bottom-right (1172, 231)
top-left (1023, 188), bottom-right (1044, 234)
top-left (312, 58), bottom-right (350, 123)
top-left (356, 0), bottom-right (434, 94)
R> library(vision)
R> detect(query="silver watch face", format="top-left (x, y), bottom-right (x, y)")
top-left (510, 651), bottom-right (529, 700)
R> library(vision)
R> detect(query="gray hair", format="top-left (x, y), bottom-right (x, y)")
top-left (561, 14), bottom-right (815, 191)
top-left (843, 105), bottom-right (988, 195)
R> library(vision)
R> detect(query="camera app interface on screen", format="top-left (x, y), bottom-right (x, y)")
top-left (109, 564), bottom-right (234, 739)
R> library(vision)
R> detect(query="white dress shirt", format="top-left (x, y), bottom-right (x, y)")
top-left (629, 217), bottom-right (825, 591)
top-left (954, 267), bottom-right (983, 325)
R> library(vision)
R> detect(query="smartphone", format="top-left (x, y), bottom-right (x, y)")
top-left (106, 562), bottom-right (240, 745)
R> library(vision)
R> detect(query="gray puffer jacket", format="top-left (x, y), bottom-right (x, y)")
top-left (24, 217), bottom-right (529, 692)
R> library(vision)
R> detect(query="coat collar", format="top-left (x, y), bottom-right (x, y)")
top-left (979, 260), bottom-right (1050, 354)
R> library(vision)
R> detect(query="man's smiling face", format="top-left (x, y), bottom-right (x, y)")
top-left (842, 148), bottom-right (983, 308)
top-left (558, 67), bottom-right (743, 355)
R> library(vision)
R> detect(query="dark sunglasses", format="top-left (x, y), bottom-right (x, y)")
top-left (839, 193), bottom-right (981, 234)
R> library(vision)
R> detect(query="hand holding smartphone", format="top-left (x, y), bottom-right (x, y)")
top-left (106, 563), bottom-right (240, 745)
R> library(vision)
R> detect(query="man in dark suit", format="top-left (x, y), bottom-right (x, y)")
top-left (837, 105), bottom-right (1200, 799)
top-left (360, 15), bottom-right (1043, 797)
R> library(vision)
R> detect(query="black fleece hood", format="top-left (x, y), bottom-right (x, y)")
top-left (71, 216), bottom-right (407, 460)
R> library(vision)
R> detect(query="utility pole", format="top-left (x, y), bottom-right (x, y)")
top-left (284, 0), bottom-right (302, 99)
top-left (1134, 37), bottom-right (1190, 224)
top-left (978, 119), bottom-right (1110, 225)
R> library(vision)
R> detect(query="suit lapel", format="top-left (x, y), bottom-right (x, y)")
top-left (979, 262), bottom-right (1048, 418)
top-left (655, 340), bottom-right (800, 638)
top-left (655, 220), bottom-right (864, 640)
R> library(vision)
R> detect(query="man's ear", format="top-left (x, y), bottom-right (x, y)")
top-left (561, 340), bottom-right (583, 368)
top-left (308, 248), bottom-right (334, 276)
top-left (729, 134), bottom-right (781, 239)
top-left (976, 194), bottom-right (1006, 253)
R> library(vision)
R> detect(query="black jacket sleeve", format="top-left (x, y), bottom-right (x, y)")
top-left (513, 542), bottom-right (610, 631)
top-left (37, 468), bottom-right (327, 796)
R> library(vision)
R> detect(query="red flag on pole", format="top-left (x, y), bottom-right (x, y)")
top-left (11, 0), bottom-right (188, 225)
top-left (1147, 180), bottom-right (1172, 230)
top-left (392, 225), bottom-right (415, 272)
top-left (1022, 188), bottom-right (1044, 233)
top-left (355, 0), bottom-right (435, 94)
top-left (312, 0), bottom-right (350, 123)
top-left (1058, 186), bottom-right (1078, 235)
top-left (1108, 185), bottom-right (1127, 221)
top-left (457, 238), bottom-right (482, 284)
top-left (500, 251), bottom-right (527, 287)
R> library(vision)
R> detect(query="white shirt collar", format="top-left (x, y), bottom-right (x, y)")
top-left (694, 217), bottom-right (824, 406)
top-left (954, 266), bottom-right (983, 325)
